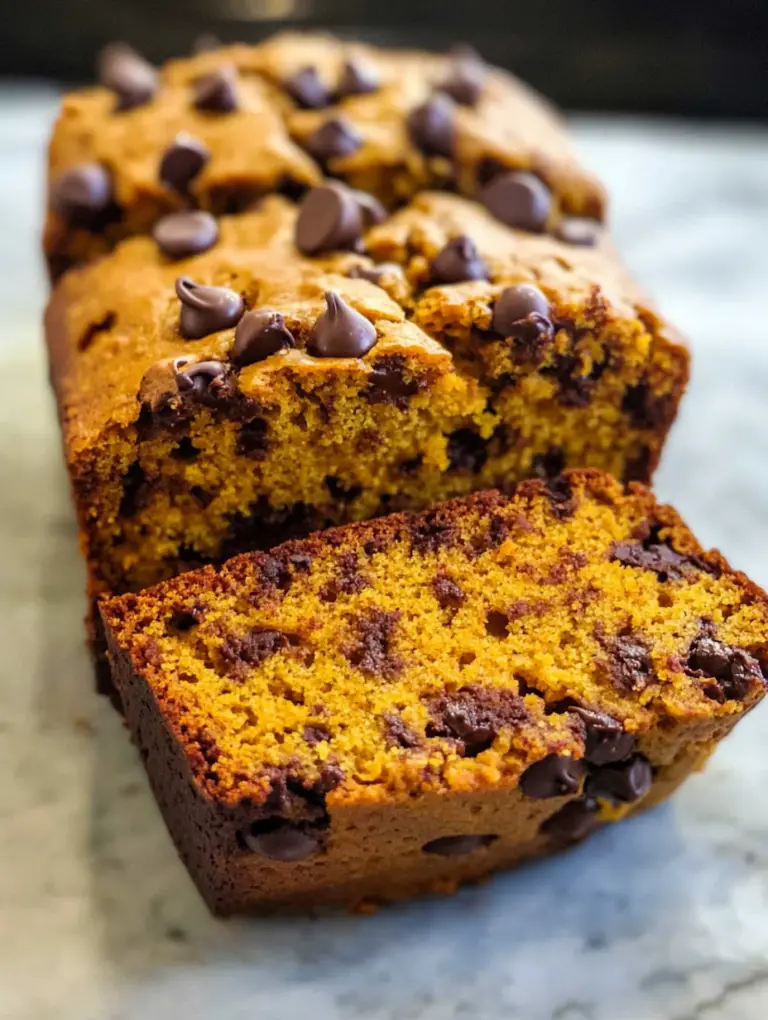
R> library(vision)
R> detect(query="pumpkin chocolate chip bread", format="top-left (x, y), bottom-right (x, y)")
top-left (100, 471), bottom-right (768, 914)
top-left (45, 193), bottom-right (686, 624)
top-left (44, 31), bottom-right (605, 276)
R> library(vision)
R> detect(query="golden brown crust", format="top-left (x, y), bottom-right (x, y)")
top-left (45, 32), bottom-right (606, 271)
top-left (101, 472), bottom-right (768, 912)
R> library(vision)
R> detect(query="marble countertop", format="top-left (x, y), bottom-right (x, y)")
top-left (2, 88), bottom-right (768, 1020)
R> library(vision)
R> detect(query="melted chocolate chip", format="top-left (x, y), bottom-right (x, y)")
top-left (303, 724), bottom-right (332, 746)
top-left (610, 539), bottom-right (691, 582)
top-left (686, 633), bottom-right (763, 703)
top-left (174, 358), bottom-right (231, 406)
top-left (586, 755), bottom-right (653, 804)
top-left (479, 170), bottom-right (552, 232)
top-left (242, 818), bottom-right (322, 861)
top-left (622, 382), bottom-right (675, 431)
top-left (382, 712), bottom-right (422, 749)
top-left (430, 235), bottom-right (489, 285)
top-left (221, 627), bottom-right (289, 670)
top-left (285, 66), bottom-right (331, 109)
top-left (540, 797), bottom-right (599, 842)
top-left (193, 66), bottom-right (238, 113)
top-left (153, 211), bottom-right (219, 259)
top-left (348, 262), bottom-right (402, 286)
top-left (437, 45), bottom-right (486, 106)
top-left (344, 609), bottom-right (403, 679)
top-left (337, 59), bottom-right (380, 97)
top-left (423, 834), bottom-right (497, 856)
top-left (310, 291), bottom-right (378, 359)
top-left (305, 117), bottom-right (363, 165)
top-left (232, 309), bottom-right (295, 366)
top-left (98, 43), bottom-right (157, 111)
top-left (604, 630), bottom-right (654, 693)
top-left (568, 706), bottom-right (635, 766)
top-left (426, 684), bottom-right (527, 756)
top-left (175, 276), bottom-right (244, 339)
top-left (532, 447), bottom-right (566, 479)
top-left (447, 428), bottom-right (488, 474)
top-left (407, 93), bottom-right (455, 157)
top-left (520, 754), bottom-right (586, 799)
top-left (553, 218), bottom-right (602, 247)
top-left (236, 418), bottom-right (269, 459)
top-left (366, 355), bottom-right (420, 408)
top-left (49, 163), bottom-right (112, 223)
top-left (433, 574), bottom-right (466, 610)
top-left (295, 184), bottom-right (364, 255)
top-left (159, 134), bottom-right (210, 193)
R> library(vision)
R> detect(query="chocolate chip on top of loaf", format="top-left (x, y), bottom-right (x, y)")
top-left (45, 192), bottom-right (686, 607)
top-left (100, 471), bottom-right (768, 913)
top-left (44, 31), bottom-right (605, 276)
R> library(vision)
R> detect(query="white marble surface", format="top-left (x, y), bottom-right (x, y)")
top-left (2, 89), bottom-right (768, 1020)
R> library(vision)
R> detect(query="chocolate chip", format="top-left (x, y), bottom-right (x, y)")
top-left (426, 684), bottom-right (527, 756)
top-left (493, 283), bottom-right (550, 334)
top-left (305, 117), bottom-right (363, 165)
top-left (153, 211), bottom-right (219, 259)
top-left (337, 58), bottom-right (379, 97)
top-left (236, 418), bottom-right (269, 459)
top-left (407, 93), bottom-right (455, 157)
top-left (159, 134), bottom-right (210, 193)
top-left (366, 355), bottom-right (420, 408)
top-left (520, 754), bottom-right (586, 799)
top-left (348, 262), bottom-right (402, 286)
top-left (586, 755), bottom-right (653, 804)
top-left (485, 610), bottom-right (509, 639)
top-left (192, 33), bottom-right (222, 54)
top-left (429, 235), bottom-right (489, 285)
top-left (382, 713), bottom-right (421, 749)
top-left (193, 66), bottom-right (238, 113)
top-left (295, 184), bottom-right (364, 255)
top-left (350, 189), bottom-right (386, 227)
top-left (242, 819), bottom-right (322, 861)
top-left (98, 43), bottom-right (157, 111)
top-left (542, 475), bottom-right (576, 520)
top-left (544, 353), bottom-right (606, 409)
top-left (479, 170), bottom-right (552, 232)
top-left (49, 163), bottom-right (112, 222)
top-left (344, 609), bottom-right (403, 679)
top-left (221, 627), bottom-right (288, 670)
top-left (447, 428), bottom-right (488, 474)
top-left (310, 291), bottom-right (377, 359)
top-left (568, 706), bottom-right (635, 766)
top-left (622, 382), bottom-right (675, 431)
top-left (285, 66), bottom-right (331, 109)
top-left (610, 539), bottom-right (691, 582)
top-left (532, 447), bottom-right (565, 479)
top-left (325, 477), bottom-right (363, 503)
top-left (423, 834), bottom-right (497, 856)
top-left (231, 309), bottom-right (295, 366)
top-left (437, 45), bottom-right (485, 106)
top-left (175, 276), bottom-right (244, 339)
top-left (686, 633), bottom-right (763, 703)
top-left (605, 630), bottom-right (654, 693)
top-left (303, 724), bottom-right (332, 746)
top-left (174, 358), bottom-right (231, 406)
top-left (553, 218), bottom-right (602, 247)
top-left (540, 797), bottom-right (599, 842)
top-left (433, 574), bottom-right (466, 610)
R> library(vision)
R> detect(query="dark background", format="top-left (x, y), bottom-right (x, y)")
top-left (3, 0), bottom-right (768, 116)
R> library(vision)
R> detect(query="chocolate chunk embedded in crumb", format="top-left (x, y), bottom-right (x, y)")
top-left (568, 706), bottom-right (635, 765)
top-left (602, 628), bottom-right (655, 693)
top-left (382, 713), bottom-right (422, 749)
top-left (423, 834), bottom-right (497, 856)
top-left (610, 537), bottom-right (693, 582)
top-left (541, 797), bottom-right (599, 842)
top-left (366, 355), bottom-right (421, 408)
top-left (492, 284), bottom-right (554, 360)
top-left (686, 632), bottom-right (764, 703)
top-left (220, 627), bottom-right (290, 672)
top-left (426, 684), bottom-right (528, 756)
top-left (344, 609), bottom-right (403, 679)
top-left (520, 754), bottom-right (586, 799)
top-left (447, 429), bottom-right (488, 474)
top-left (586, 755), bottom-right (653, 804)
top-left (433, 574), bottom-right (466, 611)
top-left (242, 818), bottom-right (324, 861)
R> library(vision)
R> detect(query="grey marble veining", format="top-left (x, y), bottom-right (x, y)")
top-left (2, 91), bottom-right (768, 1020)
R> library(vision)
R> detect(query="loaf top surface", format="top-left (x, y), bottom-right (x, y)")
top-left (45, 191), bottom-right (684, 458)
top-left (47, 31), bottom-right (605, 236)
top-left (101, 471), bottom-right (768, 810)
